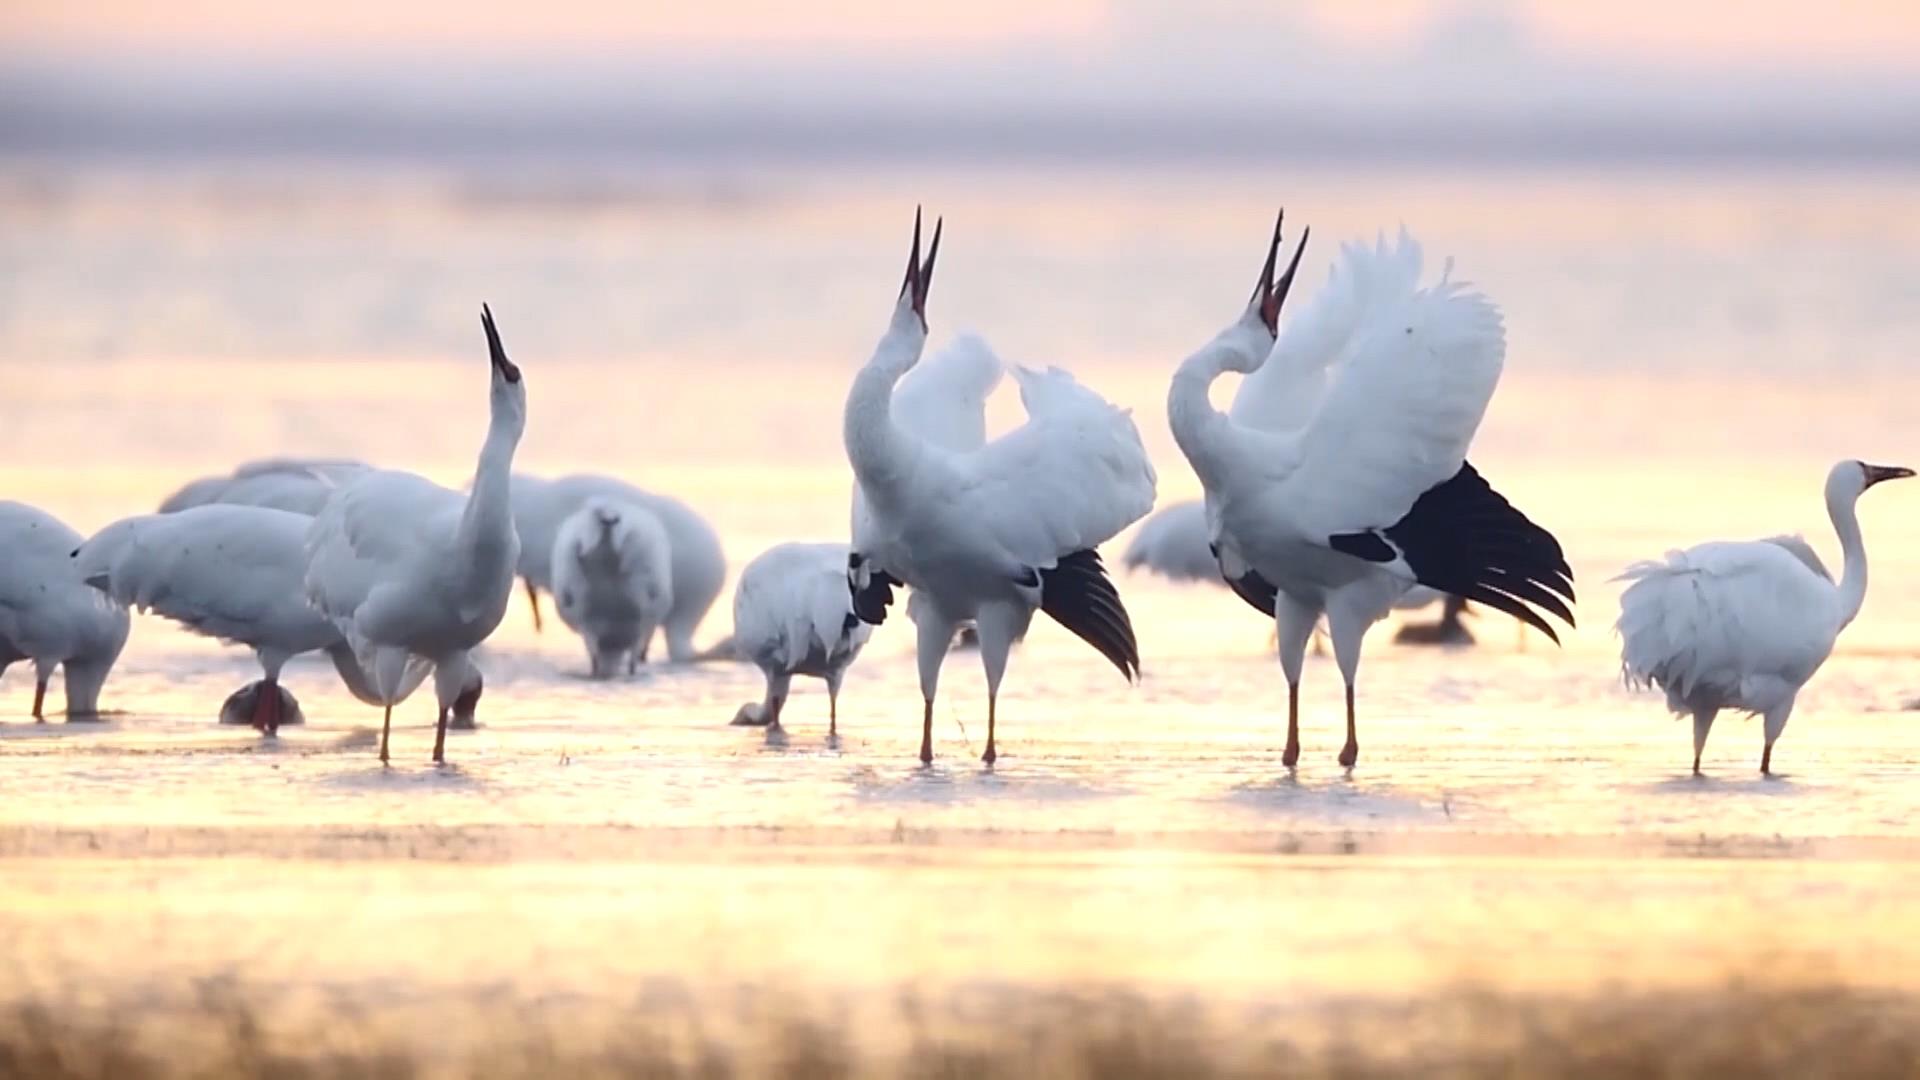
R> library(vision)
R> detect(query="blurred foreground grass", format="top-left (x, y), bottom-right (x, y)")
top-left (5, 976), bottom-right (1919, 1079)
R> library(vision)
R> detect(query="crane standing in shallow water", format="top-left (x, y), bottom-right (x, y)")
top-left (1616, 459), bottom-right (1912, 776)
top-left (1168, 213), bottom-right (1574, 770)
top-left (845, 211), bottom-right (1156, 765)
top-left (303, 306), bottom-right (526, 765)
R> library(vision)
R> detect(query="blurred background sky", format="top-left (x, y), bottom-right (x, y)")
top-left (5, 0), bottom-right (1919, 165)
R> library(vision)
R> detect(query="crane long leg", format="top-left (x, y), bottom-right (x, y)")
top-left (914, 606), bottom-right (959, 766)
top-left (432, 707), bottom-right (449, 764)
top-left (984, 693), bottom-right (998, 766)
top-left (1283, 683), bottom-right (1301, 769)
top-left (379, 704), bottom-right (393, 765)
top-left (1274, 595), bottom-right (1317, 772)
top-left (1760, 700), bottom-right (1793, 777)
top-left (1692, 708), bottom-right (1716, 776)
top-left (31, 677), bottom-right (46, 722)
top-left (525, 579), bottom-right (544, 633)
top-left (1339, 684), bottom-right (1359, 769)
top-left (919, 698), bottom-right (934, 765)
top-left (975, 603), bottom-right (1025, 767)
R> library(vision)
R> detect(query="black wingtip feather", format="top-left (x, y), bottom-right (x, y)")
top-left (1362, 461), bottom-right (1577, 644)
top-left (850, 569), bottom-right (898, 626)
top-left (1040, 550), bottom-right (1141, 682)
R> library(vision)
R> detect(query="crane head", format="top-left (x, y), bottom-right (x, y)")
top-left (1249, 209), bottom-right (1309, 338)
top-left (897, 207), bottom-right (943, 332)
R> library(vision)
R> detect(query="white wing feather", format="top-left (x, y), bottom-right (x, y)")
top-left (892, 333), bottom-right (1005, 454)
top-left (1760, 534), bottom-right (1833, 583)
top-left (304, 471), bottom-right (463, 629)
top-left (76, 506), bottom-right (337, 653)
top-left (1230, 231), bottom-right (1424, 434)
top-left (954, 364), bottom-right (1156, 566)
top-left (0, 502), bottom-right (127, 666)
top-left (1272, 264), bottom-right (1506, 539)
top-left (1615, 540), bottom-right (1841, 714)
top-left (160, 458), bottom-right (369, 515)
top-left (733, 542), bottom-right (869, 672)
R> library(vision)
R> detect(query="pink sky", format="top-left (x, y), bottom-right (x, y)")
top-left (7, 0), bottom-right (1919, 65)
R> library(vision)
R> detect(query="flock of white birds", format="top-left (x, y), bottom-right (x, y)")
top-left (1, 211), bottom-right (1907, 775)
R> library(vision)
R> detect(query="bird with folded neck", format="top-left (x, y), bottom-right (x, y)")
top-left (1618, 459), bottom-right (1912, 776)
top-left (844, 210), bottom-right (1156, 765)
top-left (0, 501), bottom-right (129, 721)
top-left (1168, 212), bottom-right (1573, 770)
top-left (303, 305), bottom-right (527, 765)
top-left (550, 497), bottom-right (673, 678)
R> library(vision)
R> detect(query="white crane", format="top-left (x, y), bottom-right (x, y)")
top-left (159, 458), bottom-right (370, 515)
top-left (303, 305), bottom-right (526, 764)
top-left (549, 498), bottom-right (673, 677)
top-left (510, 474), bottom-right (725, 661)
top-left (0, 501), bottom-right (129, 720)
top-left (729, 542), bottom-right (873, 735)
top-left (723, 334), bottom-right (1005, 736)
top-left (1616, 459), bottom-right (1911, 775)
top-left (71, 504), bottom-right (458, 733)
top-left (846, 211), bottom-right (1156, 765)
top-left (1169, 213), bottom-right (1573, 769)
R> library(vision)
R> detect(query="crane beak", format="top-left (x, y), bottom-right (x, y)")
top-left (481, 303), bottom-right (522, 384)
top-left (918, 215), bottom-right (942, 326)
top-left (1251, 210), bottom-right (1310, 337)
top-left (899, 207), bottom-right (940, 331)
top-left (1863, 463), bottom-right (1915, 487)
top-left (899, 208), bottom-right (922, 305)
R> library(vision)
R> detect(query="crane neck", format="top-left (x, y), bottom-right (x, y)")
top-left (458, 395), bottom-right (524, 568)
top-left (844, 304), bottom-right (929, 503)
top-left (1168, 320), bottom-right (1271, 492)
top-left (1828, 483), bottom-right (1871, 628)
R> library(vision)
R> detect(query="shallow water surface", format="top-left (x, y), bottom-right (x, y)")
top-left (5, 162), bottom-right (1920, 1072)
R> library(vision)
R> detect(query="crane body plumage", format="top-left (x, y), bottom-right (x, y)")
top-left (550, 498), bottom-right (674, 678)
top-left (847, 214), bottom-right (1154, 765)
top-left (303, 306), bottom-right (526, 764)
top-left (1616, 460), bottom-right (1910, 774)
top-left (730, 541), bottom-right (873, 733)
top-left (0, 501), bottom-right (130, 719)
top-left (159, 458), bottom-right (370, 516)
top-left (1123, 500), bottom-right (1219, 583)
top-left (511, 474), bottom-right (724, 662)
top-left (72, 504), bottom-right (431, 732)
top-left (1170, 218), bottom-right (1572, 768)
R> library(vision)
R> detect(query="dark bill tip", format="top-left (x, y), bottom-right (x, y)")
top-left (481, 303), bottom-right (522, 384)
top-left (1864, 462), bottom-right (1916, 487)
top-left (916, 216), bottom-right (943, 321)
top-left (901, 207), bottom-right (923, 301)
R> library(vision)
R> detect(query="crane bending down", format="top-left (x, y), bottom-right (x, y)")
top-left (304, 305), bottom-right (526, 764)
top-left (549, 498), bottom-right (674, 678)
top-left (0, 501), bottom-right (129, 720)
top-left (1169, 213), bottom-right (1573, 769)
top-left (730, 542), bottom-right (873, 734)
top-left (845, 211), bottom-right (1156, 765)
top-left (72, 504), bottom-right (470, 733)
top-left (1616, 460), bottom-right (1911, 775)
top-left (510, 474), bottom-right (725, 661)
